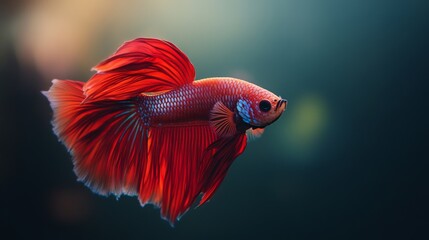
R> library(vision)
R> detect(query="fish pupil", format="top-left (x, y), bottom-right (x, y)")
top-left (259, 100), bottom-right (271, 112)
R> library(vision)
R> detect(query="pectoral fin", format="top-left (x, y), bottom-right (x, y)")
top-left (209, 101), bottom-right (237, 137)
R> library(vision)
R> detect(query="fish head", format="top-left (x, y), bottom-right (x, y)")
top-left (236, 88), bottom-right (287, 128)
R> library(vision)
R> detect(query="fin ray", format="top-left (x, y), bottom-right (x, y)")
top-left (199, 134), bottom-right (247, 205)
top-left (210, 101), bottom-right (237, 137)
top-left (83, 38), bottom-right (195, 102)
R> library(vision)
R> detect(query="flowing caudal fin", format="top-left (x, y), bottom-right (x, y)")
top-left (83, 38), bottom-right (195, 102)
top-left (43, 79), bottom-right (146, 195)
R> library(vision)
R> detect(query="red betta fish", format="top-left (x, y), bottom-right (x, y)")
top-left (43, 38), bottom-right (287, 225)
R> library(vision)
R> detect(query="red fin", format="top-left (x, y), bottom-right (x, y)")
top-left (143, 128), bottom-right (247, 223)
top-left (199, 134), bottom-right (247, 206)
top-left (210, 101), bottom-right (237, 137)
top-left (44, 81), bottom-right (247, 224)
top-left (83, 38), bottom-right (195, 102)
top-left (144, 125), bottom-right (217, 223)
top-left (43, 79), bottom-right (146, 195)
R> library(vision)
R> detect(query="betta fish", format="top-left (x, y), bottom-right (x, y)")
top-left (43, 38), bottom-right (287, 225)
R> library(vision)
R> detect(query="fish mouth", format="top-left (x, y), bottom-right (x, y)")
top-left (275, 98), bottom-right (288, 111)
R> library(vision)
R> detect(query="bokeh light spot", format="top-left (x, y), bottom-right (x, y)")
top-left (284, 94), bottom-right (329, 161)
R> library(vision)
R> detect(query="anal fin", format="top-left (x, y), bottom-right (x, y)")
top-left (140, 124), bottom-right (218, 223)
top-left (199, 134), bottom-right (248, 205)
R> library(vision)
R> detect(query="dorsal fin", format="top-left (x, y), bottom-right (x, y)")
top-left (83, 38), bottom-right (195, 102)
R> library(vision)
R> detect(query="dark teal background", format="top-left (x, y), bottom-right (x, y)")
top-left (1, 0), bottom-right (428, 239)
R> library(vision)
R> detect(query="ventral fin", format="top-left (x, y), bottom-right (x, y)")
top-left (210, 101), bottom-right (237, 137)
top-left (246, 127), bottom-right (265, 140)
top-left (83, 38), bottom-right (195, 102)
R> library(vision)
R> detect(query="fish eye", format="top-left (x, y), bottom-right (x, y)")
top-left (259, 100), bottom-right (271, 112)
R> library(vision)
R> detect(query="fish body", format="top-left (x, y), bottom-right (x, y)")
top-left (137, 77), bottom-right (286, 128)
top-left (43, 38), bottom-right (287, 224)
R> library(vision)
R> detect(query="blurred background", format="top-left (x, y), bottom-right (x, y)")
top-left (1, 0), bottom-right (428, 239)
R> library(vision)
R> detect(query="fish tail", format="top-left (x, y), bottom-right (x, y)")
top-left (43, 79), bottom-right (145, 195)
